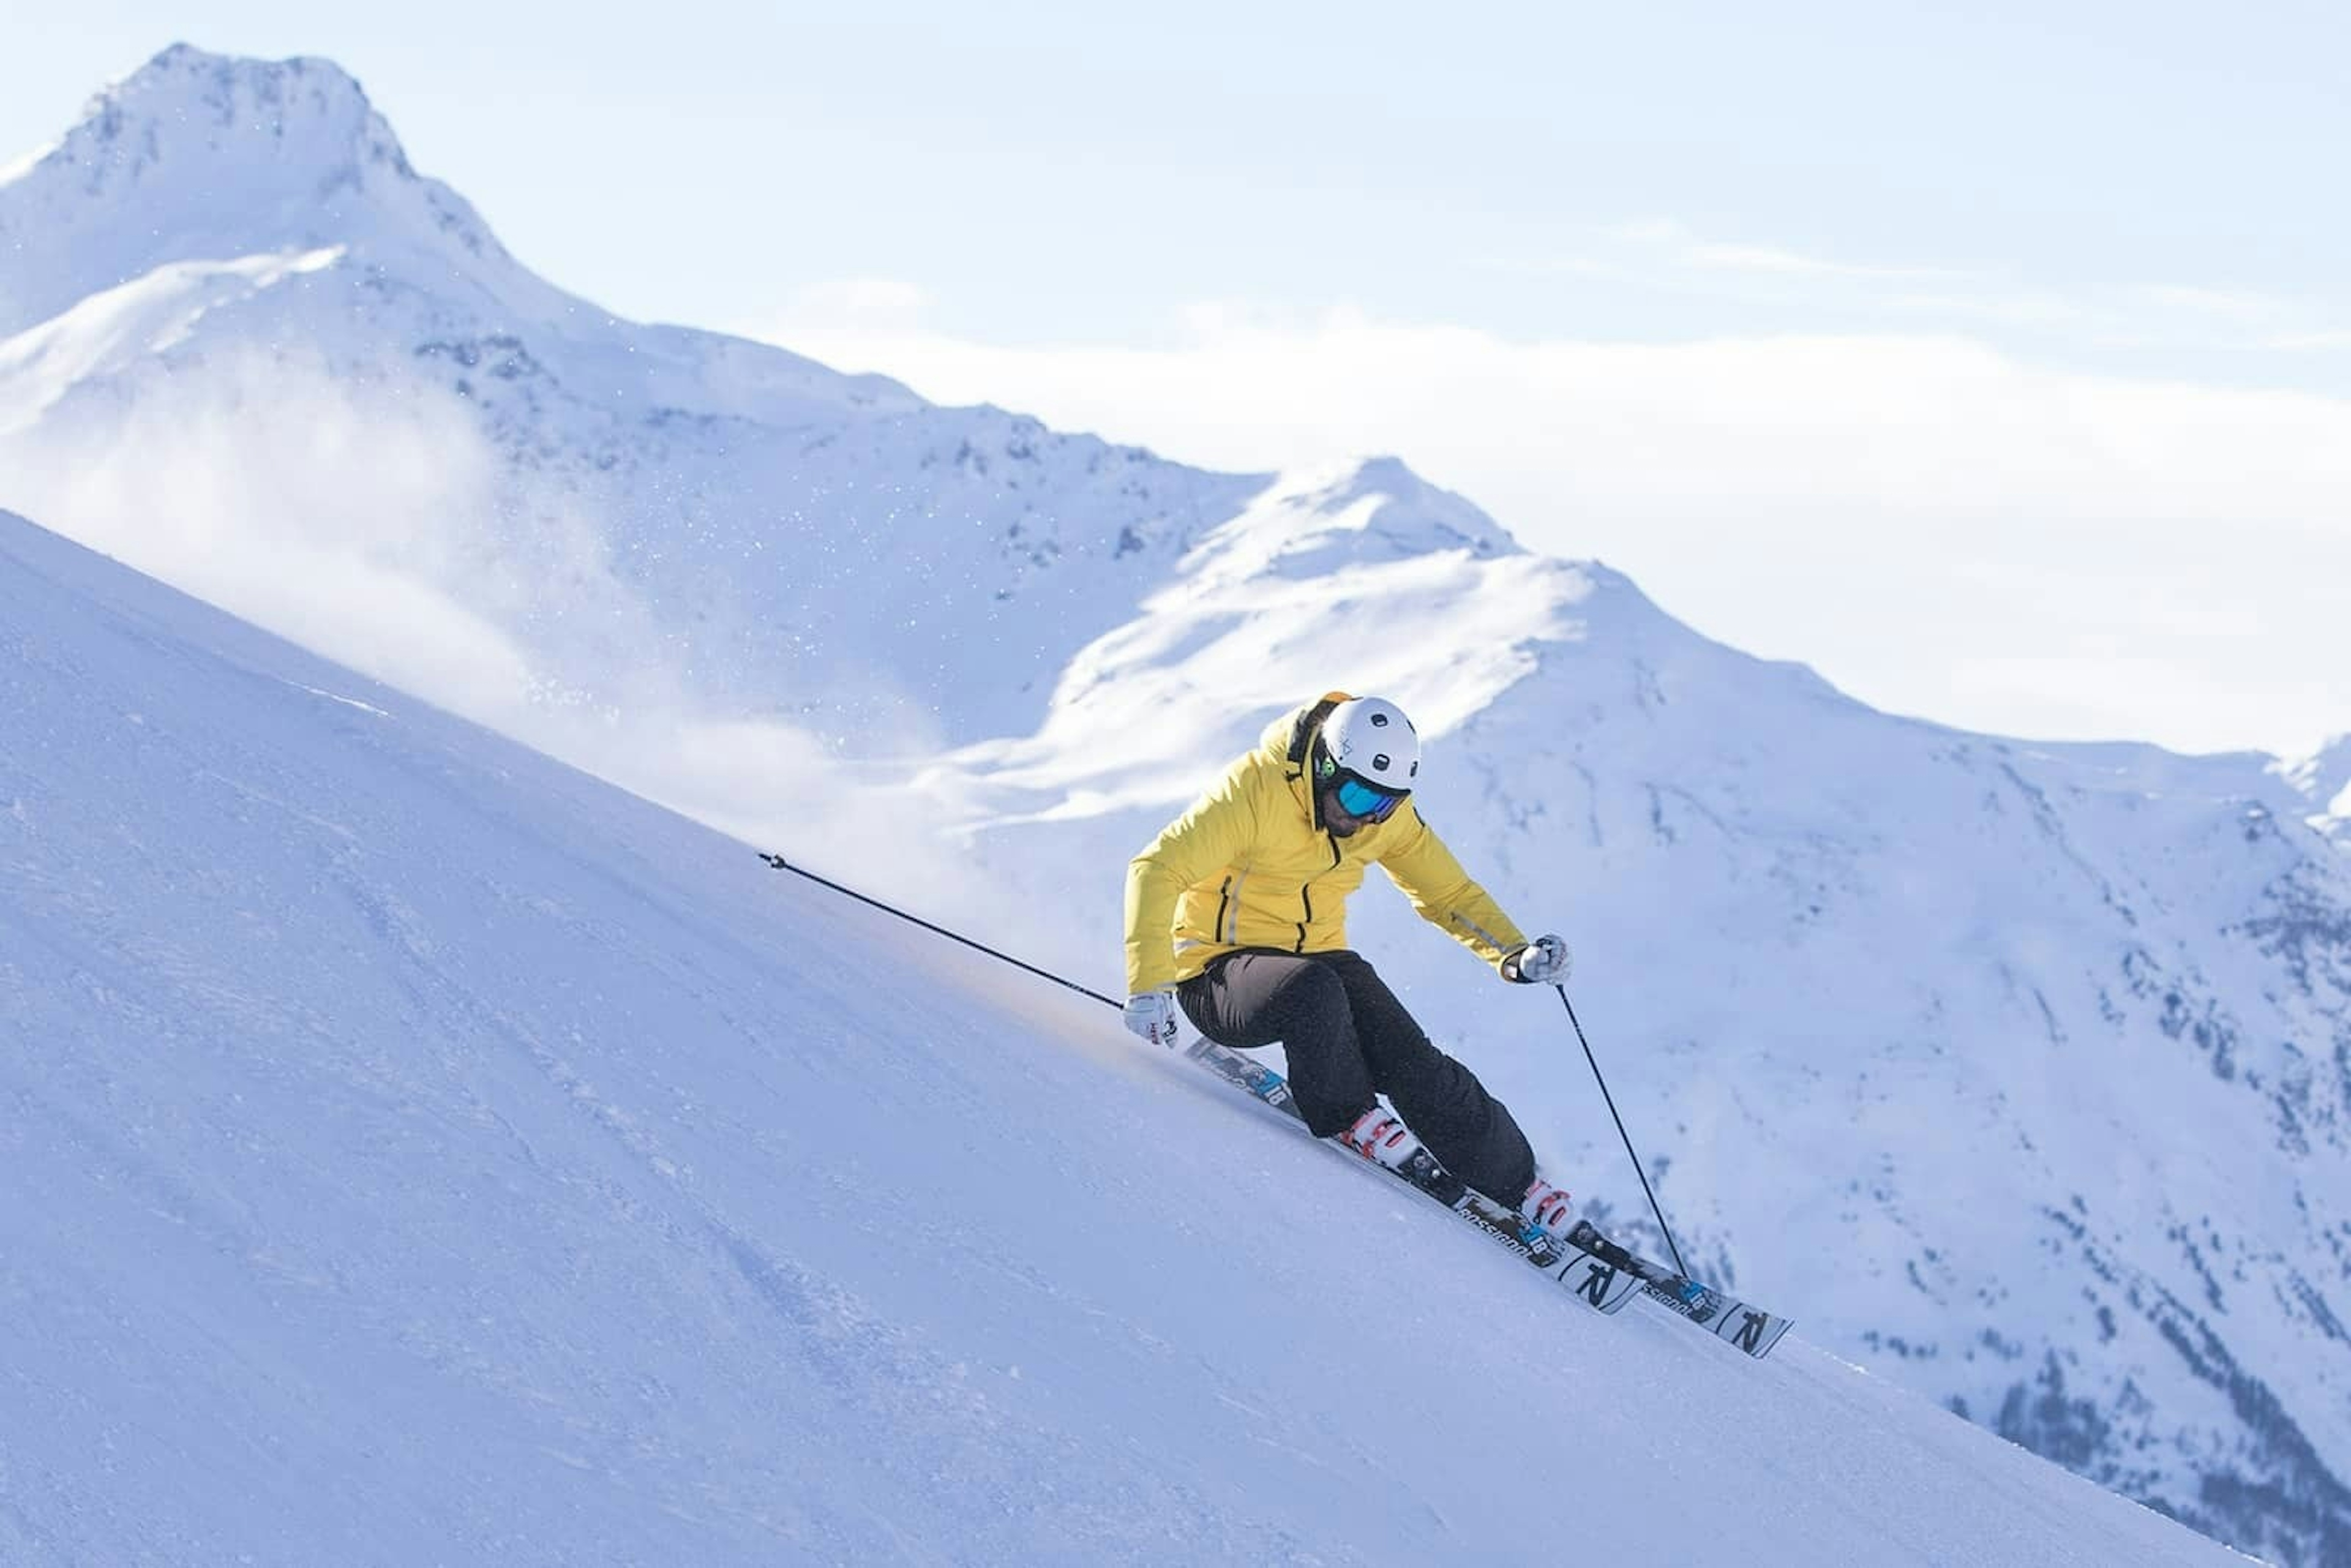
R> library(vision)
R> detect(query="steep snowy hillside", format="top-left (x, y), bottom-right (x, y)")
top-left (0, 505), bottom-right (2254, 1566)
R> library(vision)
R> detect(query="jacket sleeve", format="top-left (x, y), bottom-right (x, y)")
top-left (1375, 807), bottom-right (1530, 975)
top-left (1123, 759), bottom-right (1262, 994)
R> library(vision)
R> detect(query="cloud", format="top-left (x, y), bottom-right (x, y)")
top-left (1878, 290), bottom-right (2090, 329)
top-left (1491, 223), bottom-right (1981, 296)
top-left (2132, 283), bottom-right (2285, 320)
top-left (744, 293), bottom-right (2351, 757)
top-left (1557, 223), bottom-right (2345, 352)
top-left (0, 342), bottom-right (1001, 931)
top-left (1682, 241), bottom-right (1970, 283)
top-left (1, 347), bottom-right (542, 719)
top-left (2266, 329), bottom-right (2351, 351)
top-left (773, 277), bottom-right (934, 334)
top-left (1599, 219), bottom-right (1979, 283)
top-left (1603, 219), bottom-right (1689, 247)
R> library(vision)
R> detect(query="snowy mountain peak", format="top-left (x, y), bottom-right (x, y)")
top-left (1179, 454), bottom-right (1522, 586)
top-left (0, 44), bottom-right (522, 336)
top-left (28, 44), bottom-right (420, 214)
top-left (2279, 732), bottom-right (2351, 842)
top-left (2282, 732), bottom-right (2351, 800)
top-left (86, 44), bottom-right (394, 167)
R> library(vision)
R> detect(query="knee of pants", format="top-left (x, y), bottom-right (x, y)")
top-left (1264, 961), bottom-right (1352, 1035)
top-left (1381, 1045), bottom-right (1473, 1101)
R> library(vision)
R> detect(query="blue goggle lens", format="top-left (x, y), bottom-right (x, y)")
top-left (1335, 776), bottom-right (1406, 822)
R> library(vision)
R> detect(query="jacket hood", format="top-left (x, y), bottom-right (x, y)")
top-left (1261, 692), bottom-right (1355, 831)
top-left (1259, 692), bottom-right (1351, 765)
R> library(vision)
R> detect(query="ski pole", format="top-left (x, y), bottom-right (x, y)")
top-left (758, 852), bottom-right (1123, 1011)
top-left (1553, 986), bottom-right (1691, 1278)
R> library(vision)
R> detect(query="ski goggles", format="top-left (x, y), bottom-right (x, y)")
top-left (1332, 773), bottom-right (1409, 823)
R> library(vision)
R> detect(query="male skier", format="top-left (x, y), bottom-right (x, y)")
top-left (1122, 692), bottom-right (1574, 1233)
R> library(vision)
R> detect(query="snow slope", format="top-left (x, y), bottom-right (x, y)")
top-left (0, 505), bottom-right (2254, 1565)
top-left (5, 44), bottom-right (2349, 1564)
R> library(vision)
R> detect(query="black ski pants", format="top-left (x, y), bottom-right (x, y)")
top-left (1176, 948), bottom-right (1536, 1205)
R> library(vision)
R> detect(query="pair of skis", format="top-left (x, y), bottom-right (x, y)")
top-left (1181, 1036), bottom-right (1793, 1360)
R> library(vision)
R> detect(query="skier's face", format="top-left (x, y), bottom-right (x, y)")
top-left (1320, 785), bottom-right (1368, 838)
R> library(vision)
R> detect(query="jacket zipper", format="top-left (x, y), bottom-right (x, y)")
top-left (1295, 838), bottom-right (1341, 951)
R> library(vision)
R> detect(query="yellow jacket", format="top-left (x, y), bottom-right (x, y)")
top-left (1123, 694), bottom-right (1529, 994)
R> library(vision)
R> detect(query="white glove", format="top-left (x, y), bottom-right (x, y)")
top-left (1123, 990), bottom-right (1182, 1047)
top-left (1504, 934), bottom-right (1571, 986)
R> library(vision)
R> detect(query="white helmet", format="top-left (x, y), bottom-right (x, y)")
top-left (1319, 696), bottom-right (1420, 792)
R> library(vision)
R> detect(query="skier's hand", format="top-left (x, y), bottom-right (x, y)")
top-left (1502, 934), bottom-right (1571, 986)
top-left (1123, 990), bottom-right (1182, 1048)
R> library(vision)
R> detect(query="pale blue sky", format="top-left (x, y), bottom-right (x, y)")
top-left (9, 2), bottom-right (2349, 380)
top-left (8, 3), bottom-right (2351, 756)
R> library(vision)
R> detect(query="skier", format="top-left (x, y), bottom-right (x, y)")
top-left (1122, 691), bottom-right (1575, 1236)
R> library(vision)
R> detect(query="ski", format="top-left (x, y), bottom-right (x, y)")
top-left (1564, 1220), bottom-right (1794, 1360)
top-left (1182, 1037), bottom-right (1642, 1316)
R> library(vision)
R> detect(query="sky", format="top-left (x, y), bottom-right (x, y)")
top-left (6, 2), bottom-right (2350, 756)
